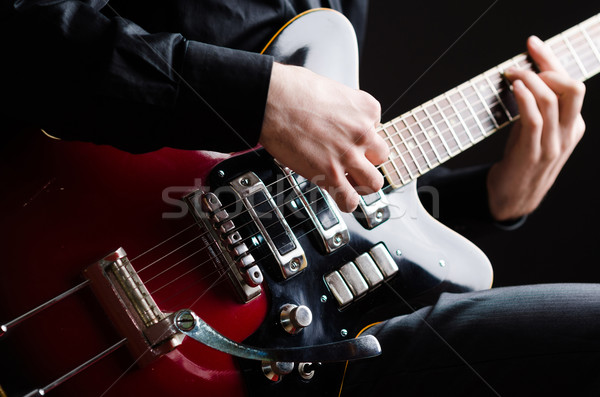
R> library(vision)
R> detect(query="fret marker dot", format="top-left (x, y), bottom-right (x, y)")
top-left (408, 141), bottom-right (416, 150)
top-left (494, 111), bottom-right (502, 119)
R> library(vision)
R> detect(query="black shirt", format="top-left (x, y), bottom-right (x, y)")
top-left (5, 0), bottom-right (366, 153)
top-left (3, 0), bottom-right (512, 230)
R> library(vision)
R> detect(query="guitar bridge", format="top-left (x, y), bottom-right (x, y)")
top-left (83, 248), bottom-right (183, 367)
top-left (185, 190), bottom-right (263, 303)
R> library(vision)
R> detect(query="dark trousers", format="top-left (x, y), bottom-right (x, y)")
top-left (341, 284), bottom-right (600, 396)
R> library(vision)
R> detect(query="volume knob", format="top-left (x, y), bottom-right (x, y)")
top-left (280, 304), bottom-right (312, 334)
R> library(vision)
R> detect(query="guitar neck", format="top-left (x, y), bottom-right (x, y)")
top-left (379, 13), bottom-right (600, 189)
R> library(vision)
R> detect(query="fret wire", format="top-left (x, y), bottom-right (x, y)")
top-left (486, 71), bottom-right (513, 122)
top-left (392, 121), bottom-right (425, 175)
top-left (558, 34), bottom-right (587, 78)
top-left (405, 118), bottom-right (433, 169)
top-left (461, 83), bottom-right (497, 132)
top-left (384, 90), bottom-right (507, 166)
top-left (388, 122), bottom-right (417, 180)
top-left (455, 88), bottom-right (488, 139)
top-left (470, 79), bottom-right (499, 129)
top-left (413, 108), bottom-right (444, 164)
top-left (433, 97), bottom-right (464, 151)
top-left (383, 128), bottom-right (412, 184)
top-left (457, 85), bottom-right (488, 138)
top-left (383, 95), bottom-right (508, 175)
top-left (405, 115), bottom-right (436, 168)
top-left (380, 13), bottom-right (600, 187)
top-left (421, 103), bottom-right (453, 160)
top-left (444, 91), bottom-right (475, 144)
top-left (425, 102), bottom-right (460, 155)
top-left (379, 126), bottom-right (408, 185)
top-left (581, 25), bottom-right (600, 65)
top-left (569, 31), bottom-right (600, 75)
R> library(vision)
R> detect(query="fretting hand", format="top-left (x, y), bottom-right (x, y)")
top-left (487, 35), bottom-right (586, 221)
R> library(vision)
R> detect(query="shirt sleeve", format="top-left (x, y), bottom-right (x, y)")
top-left (417, 165), bottom-right (527, 236)
top-left (6, 0), bottom-right (273, 153)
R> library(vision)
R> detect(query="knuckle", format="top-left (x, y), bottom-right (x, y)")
top-left (361, 91), bottom-right (381, 117)
top-left (577, 117), bottom-right (586, 136)
top-left (361, 171), bottom-right (383, 193)
top-left (571, 81), bottom-right (586, 98)
top-left (539, 92), bottom-right (558, 109)
top-left (541, 142), bottom-right (560, 162)
top-left (527, 114), bottom-right (544, 131)
top-left (345, 191), bottom-right (360, 211)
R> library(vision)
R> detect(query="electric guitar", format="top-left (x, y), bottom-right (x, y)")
top-left (1, 8), bottom-right (599, 397)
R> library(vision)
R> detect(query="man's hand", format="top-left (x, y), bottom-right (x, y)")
top-left (487, 35), bottom-right (586, 221)
top-left (260, 62), bottom-right (389, 212)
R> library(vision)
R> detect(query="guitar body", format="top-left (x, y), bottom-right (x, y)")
top-left (0, 9), bottom-right (492, 397)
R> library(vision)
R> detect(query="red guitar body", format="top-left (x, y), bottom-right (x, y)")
top-left (0, 128), bottom-right (261, 396)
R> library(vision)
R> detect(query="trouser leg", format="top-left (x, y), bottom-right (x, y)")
top-left (341, 283), bottom-right (600, 397)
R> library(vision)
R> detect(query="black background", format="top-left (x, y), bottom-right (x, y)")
top-left (361, 1), bottom-right (600, 287)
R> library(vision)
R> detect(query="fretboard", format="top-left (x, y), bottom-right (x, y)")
top-left (378, 13), bottom-right (600, 189)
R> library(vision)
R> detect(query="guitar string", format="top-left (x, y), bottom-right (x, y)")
top-left (379, 39), bottom-right (593, 180)
top-left (145, 196), bottom-right (337, 310)
top-left (134, 184), bottom-right (332, 287)
top-left (100, 25), bottom-right (600, 397)
top-left (13, 19), bottom-right (599, 397)
top-left (99, 19), bottom-right (600, 397)
top-left (129, 85), bottom-right (512, 287)
top-left (142, 191), bottom-right (334, 296)
top-left (131, 49), bottom-right (576, 304)
top-left (127, 12), bottom-right (599, 279)
top-left (107, 17), bottom-right (600, 281)
top-left (129, 54), bottom-right (554, 287)
top-left (141, 190), bottom-right (330, 292)
top-left (133, 178), bottom-right (329, 280)
top-left (180, 85), bottom-right (505, 230)
top-left (112, 36), bottom-right (598, 304)
top-left (140, 182), bottom-right (376, 308)
top-left (172, 39), bottom-right (590, 228)
top-left (112, 25), bottom-right (600, 384)
top-left (134, 180), bottom-right (328, 276)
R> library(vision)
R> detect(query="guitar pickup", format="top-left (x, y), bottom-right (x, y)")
top-left (230, 172), bottom-right (307, 279)
top-left (278, 165), bottom-right (349, 253)
top-left (353, 191), bottom-right (390, 229)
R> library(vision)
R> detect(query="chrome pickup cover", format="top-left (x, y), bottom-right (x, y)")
top-left (354, 191), bottom-right (390, 230)
top-left (277, 164), bottom-right (349, 253)
top-left (230, 172), bottom-right (307, 279)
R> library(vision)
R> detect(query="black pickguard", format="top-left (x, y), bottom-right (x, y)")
top-left (205, 148), bottom-right (488, 396)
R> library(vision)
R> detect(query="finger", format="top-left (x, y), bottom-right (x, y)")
top-left (537, 71), bottom-right (586, 128)
top-left (505, 69), bottom-right (559, 136)
top-left (364, 126), bottom-right (390, 165)
top-left (527, 35), bottom-right (567, 75)
top-left (326, 176), bottom-right (360, 213)
top-left (345, 154), bottom-right (385, 195)
top-left (511, 79), bottom-right (543, 149)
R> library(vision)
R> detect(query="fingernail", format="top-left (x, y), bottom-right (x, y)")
top-left (530, 35), bottom-right (544, 48)
top-left (513, 79), bottom-right (524, 90)
top-left (503, 67), bottom-right (516, 79)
